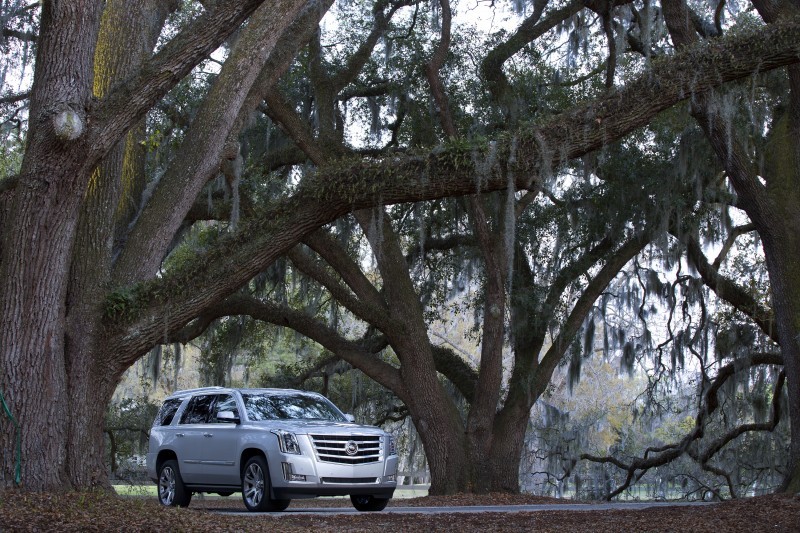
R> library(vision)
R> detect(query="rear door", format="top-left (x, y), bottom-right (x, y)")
top-left (174, 394), bottom-right (216, 483)
top-left (197, 393), bottom-right (241, 486)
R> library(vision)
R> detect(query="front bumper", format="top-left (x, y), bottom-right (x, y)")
top-left (268, 451), bottom-right (398, 499)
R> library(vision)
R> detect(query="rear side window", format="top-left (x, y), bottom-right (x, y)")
top-left (180, 394), bottom-right (216, 424)
top-left (153, 398), bottom-right (184, 427)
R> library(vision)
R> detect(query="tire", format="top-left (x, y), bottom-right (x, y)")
top-left (241, 456), bottom-right (291, 512)
top-left (350, 494), bottom-right (389, 512)
top-left (157, 459), bottom-right (192, 507)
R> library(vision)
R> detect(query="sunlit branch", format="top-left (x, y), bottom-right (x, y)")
top-left (712, 222), bottom-right (756, 269)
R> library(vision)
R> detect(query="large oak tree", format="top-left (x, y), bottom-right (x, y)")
top-left (1, 0), bottom-right (799, 492)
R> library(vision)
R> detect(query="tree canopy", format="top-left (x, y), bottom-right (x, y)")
top-left (1, 0), bottom-right (799, 494)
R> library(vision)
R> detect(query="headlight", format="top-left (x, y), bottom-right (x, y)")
top-left (272, 430), bottom-right (301, 454)
top-left (386, 435), bottom-right (397, 456)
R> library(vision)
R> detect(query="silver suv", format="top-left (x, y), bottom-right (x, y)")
top-left (146, 387), bottom-right (398, 512)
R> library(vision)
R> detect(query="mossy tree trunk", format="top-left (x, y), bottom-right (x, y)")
top-left (0, 0), bottom-right (303, 491)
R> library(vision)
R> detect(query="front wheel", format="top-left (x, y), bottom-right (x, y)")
top-left (350, 494), bottom-right (389, 512)
top-left (157, 459), bottom-right (192, 507)
top-left (241, 456), bottom-right (291, 512)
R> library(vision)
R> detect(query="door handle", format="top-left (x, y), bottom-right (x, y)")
top-left (203, 433), bottom-right (213, 438)
top-left (176, 433), bottom-right (185, 437)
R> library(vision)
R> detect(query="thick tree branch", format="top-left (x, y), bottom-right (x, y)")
top-left (90, 0), bottom-right (292, 161)
top-left (182, 293), bottom-right (407, 394)
top-left (286, 243), bottom-right (392, 328)
top-left (680, 231), bottom-right (776, 342)
top-left (108, 20), bottom-right (800, 362)
top-left (111, 1), bottom-right (308, 285)
top-left (301, 230), bottom-right (388, 311)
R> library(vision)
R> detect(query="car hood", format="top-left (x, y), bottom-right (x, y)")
top-left (243, 419), bottom-right (386, 435)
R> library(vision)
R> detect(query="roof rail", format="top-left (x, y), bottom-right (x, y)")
top-left (168, 386), bottom-right (227, 397)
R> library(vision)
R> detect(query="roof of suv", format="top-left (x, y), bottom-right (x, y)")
top-left (164, 386), bottom-right (324, 400)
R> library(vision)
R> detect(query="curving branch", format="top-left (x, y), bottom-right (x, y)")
top-left (167, 291), bottom-right (478, 400)
top-left (286, 241), bottom-right (392, 328)
top-left (680, 232), bottom-right (776, 341)
top-left (581, 353), bottom-right (784, 500)
top-left (537, 234), bottom-right (651, 384)
top-left (481, 0), bottom-right (585, 107)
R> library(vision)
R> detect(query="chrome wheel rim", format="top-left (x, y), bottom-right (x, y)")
top-left (243, 462), bottom-right (265, 508)
top-left (158, 466), bottom-right (176, 506)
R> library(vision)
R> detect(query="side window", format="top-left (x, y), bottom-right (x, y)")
top-left (153, 398), bottom-right (183, 427)
top-left (211, 394), bottom-right (238, 423)
top-left (179, 394), bottom-right (216, 424)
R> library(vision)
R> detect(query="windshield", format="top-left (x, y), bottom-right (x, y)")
top-left (241, 392), bottom-right (347, 422)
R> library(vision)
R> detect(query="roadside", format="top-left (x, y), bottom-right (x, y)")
top-left (1, 490), bottom-right (798, 532)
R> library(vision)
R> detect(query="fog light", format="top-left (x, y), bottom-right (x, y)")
top-left (384, 474), bottom-right (396, 482)
top-left (282, 462), bottom-right (307, 482)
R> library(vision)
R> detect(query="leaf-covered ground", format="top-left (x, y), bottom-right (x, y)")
top-left (1, 491), bottom-right (799, 531)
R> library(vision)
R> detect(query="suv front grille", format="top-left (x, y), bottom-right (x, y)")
top-left (321, 477), bottom-right (378, 484)
top-left (310, 435), bottom-right (381, 464)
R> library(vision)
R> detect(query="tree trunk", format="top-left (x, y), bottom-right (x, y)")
top-left (0, 1), bottom-right (104, 490)
top-left (0, 0), bottom-right (283, 490)
top-left (464, 195), bottom-right (509, 493)
top-left (759, 78), bottom-right (800, 490)
top-left (397, 358), bottom-right (469, 494)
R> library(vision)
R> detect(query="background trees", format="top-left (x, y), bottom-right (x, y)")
top-left (0, 0), bottom-right (798, 495)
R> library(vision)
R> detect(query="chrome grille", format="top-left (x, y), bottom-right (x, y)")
top-left (310, 435), bottom-right (381, 464)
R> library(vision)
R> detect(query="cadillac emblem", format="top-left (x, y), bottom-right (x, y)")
top-left (344, 440), bottom-right (359, 456)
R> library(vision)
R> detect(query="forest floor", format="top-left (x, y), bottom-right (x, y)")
top-left (1, 490), bottom-right (799, 531)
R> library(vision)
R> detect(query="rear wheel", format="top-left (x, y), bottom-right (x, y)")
top-left (241, 456), bottom-right (290, 512)
top-left (350, 494), bottom-right (389, 512)
top-left (157, 459), bottom-right (192, 507)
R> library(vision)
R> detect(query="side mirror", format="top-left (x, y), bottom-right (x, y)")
top-left (217, 410), bottom-right (240, 424)
top-left (344, 413), bottom-right (356, 423)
